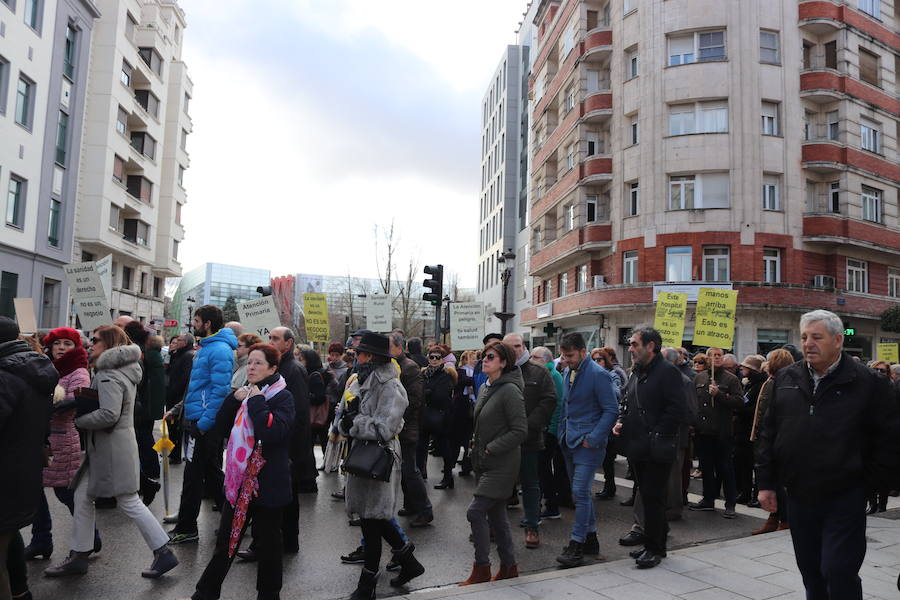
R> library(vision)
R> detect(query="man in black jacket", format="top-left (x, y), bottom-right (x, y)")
top-left (165, 334), bottom-right (194, 464)
top-left (757, 310), bottom-right (900, 599)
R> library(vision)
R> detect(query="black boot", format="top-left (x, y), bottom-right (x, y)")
top-left (434, 475), bottom-right (454, 490)
top-left (349, 568), bottom-right (378, 600)
top-left (388, 543), bottom-right (425, 587)
top-left (595, 481), bottom-right (616, 500)
top-left (23, 539), bottom-right (53, 560)
top-left (556, 540), bottom-right (584, 568)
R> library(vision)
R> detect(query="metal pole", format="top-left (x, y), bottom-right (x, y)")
top-left (433, 304), bottom-right (441, 342)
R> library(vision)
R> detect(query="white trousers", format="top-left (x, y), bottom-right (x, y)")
top-left (71, 466), bottom-right (169, 553)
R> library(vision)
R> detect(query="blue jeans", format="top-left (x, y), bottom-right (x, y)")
top-left (520, 448), bottom-right (541, 529)
top-left (561, 444), bottom-right (605, 543)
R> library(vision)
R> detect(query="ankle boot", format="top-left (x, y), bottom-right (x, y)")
top-left (492, 563), bottom-right (519, 581)
top-left (44, 550), bottom-right (90, 577)
top-left (434, 475), bottom-right (454, 490)
top-left (349, 568), bottom-right (379, 600)
top-left (388, 542), bottom-right (425, 587)
top-left (141, 545), bottom-right (179, 578)
top-left (140, 476), bottom-right (161, 506)
top-left (459, 562), bottom-right (492, 586)
top-left (24, 539), bottom-right (53, 560)
top-left (751, 514), bottom-right (779, 535)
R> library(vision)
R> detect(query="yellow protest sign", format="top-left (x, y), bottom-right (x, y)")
top-left (304, 293), bottom-right (330, 343)
top-left (692, 288), bottom-right (738, 349)
top-left (653, 292), bottom-right (688, 348)
top-left (877, 343), bottom-right (899, 363)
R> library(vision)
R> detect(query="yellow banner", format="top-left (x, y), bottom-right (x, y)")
top-left (653, 292), bottom-right (688, 348)
top-left (692, 288), bottom-right (738, 349)
top-left (304, 293), bottom-right (330, 343)
top-left (877, 343), bottom-right (899, 363)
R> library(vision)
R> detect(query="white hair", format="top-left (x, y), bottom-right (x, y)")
top-left (531, 346), bottom-right (553, 363)
top-left (799, 309), bottom-right (844, 337)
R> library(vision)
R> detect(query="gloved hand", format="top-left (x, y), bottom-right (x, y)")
top-left (340, 410), bottom-right (358, 434)
top-left (189, 420), bottom-right (205, 438)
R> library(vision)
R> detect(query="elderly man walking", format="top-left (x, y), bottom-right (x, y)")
top-left (756, 310), bottom-right (900, 599)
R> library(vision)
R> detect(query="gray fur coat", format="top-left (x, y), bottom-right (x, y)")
top-left (341, 361), bottom-right (408, 520)
top-left (72, 344), bottom-right (143, 497)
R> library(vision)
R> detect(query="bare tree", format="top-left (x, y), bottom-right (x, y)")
top-left (396, 255), bottom-right (420, 333)
top-left (374, 220), bottom-right (397, 295)
top-left (445, 269), bottom-right (461, 302)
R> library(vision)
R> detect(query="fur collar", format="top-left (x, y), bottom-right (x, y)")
top-left (95, 344), bottom-right (141, 371)
top-left (54, 345), bottom-right (88, 377)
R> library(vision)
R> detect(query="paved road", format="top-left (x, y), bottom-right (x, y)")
top-left (22, 453), bottom-right (765, 600)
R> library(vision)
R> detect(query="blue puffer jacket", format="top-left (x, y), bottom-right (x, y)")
top-left (184, 327), bottom-right (237, 432)
top-left (559, 355), bottom-right (618, 450)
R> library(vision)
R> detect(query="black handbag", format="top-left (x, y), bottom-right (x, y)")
top-left (633, 381), bottom-right (678, 464)
top-left (342, 436), bottom-right (396, 482)
top-left (73, 387), bottom-right (100, 417)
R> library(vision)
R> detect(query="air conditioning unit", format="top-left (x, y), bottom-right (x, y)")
top-left (593, 275), bottom-right (606, 288)
top-left (812, 274), bottom-right (835, 289)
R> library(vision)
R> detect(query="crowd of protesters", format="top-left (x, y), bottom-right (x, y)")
top-left (1, 306), bottom-right (899, 599)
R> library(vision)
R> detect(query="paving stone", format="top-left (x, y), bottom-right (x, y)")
top-left (515, 578), bottom-right (608, 599)
top-left (688, 566), bottom-right (790, 600)
top-left (605, 563), bottom-right (710, 595)
top-left (688, 549), bottom-right (785, 578)
top-left (595, 581), bottom-right (680, 600)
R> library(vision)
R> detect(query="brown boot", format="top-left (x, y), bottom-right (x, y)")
top-left (459, 562), bottom-right (492, 586)
top-left (525, 528), bottom-right (540, 549)
top-left (751, 515), bottom-right (779, 535)
top-left (492, 563), bottom-right (519, 581)
top-left (776, 521), bottom-right (790, 531)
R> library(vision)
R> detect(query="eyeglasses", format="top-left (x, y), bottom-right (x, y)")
top-left (693, 360), bottom-right (706, 365)
top-left (483, 353), bottom-right (498, 362)
top-left (593, 357), bottom-right (605, 363)
top-left (875, 368), bottom-right (888, 374)
top-left (428, 354), bottom-right (442, 360)
top-left (91, 337), bottom-right (101, 344)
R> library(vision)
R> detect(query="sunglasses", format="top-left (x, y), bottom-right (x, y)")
top-left (91, 337), bottom-right (101, 344)
top-left (693, 360), bottom-right (706, 364)
top-left (428, 354), bottom-right (442, 360)
top-left (483, 353), bottom-right (499, 362)
top-left (875, 368), bottom-right (888, 374)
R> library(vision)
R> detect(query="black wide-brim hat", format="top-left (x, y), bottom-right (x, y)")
top-left (355, 332), bottom-right (391, 358)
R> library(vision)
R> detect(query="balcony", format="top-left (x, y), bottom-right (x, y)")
top-left (530, 224), bottom-right (613, 276)
top-left (582, 92), bottom-right (612, 123)
top-left (802, 143), bottom-right (900, 182)
top-left (798, 1), bottom-right (843, 35)
top-left (582, 28), bottom-right (612, 61)
top-left (802, 213), bottom-right (900, 256)
top-left (579, 156), bottom-right (613, 183)
top-left (801, 71), bottom-right (900, 114)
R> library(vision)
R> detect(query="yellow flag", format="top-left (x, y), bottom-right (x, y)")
top-left (693, 288), bottom-right (739, 349)
top-left (653, 292), bottom-right (688, 348)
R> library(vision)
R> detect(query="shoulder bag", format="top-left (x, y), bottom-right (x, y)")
top-left (342, 433), bottom-right (397, 482)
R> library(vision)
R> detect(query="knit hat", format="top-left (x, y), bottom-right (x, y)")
top-left (43, 327), bottom-right (83, 348)
top-left (740, 355), bottom-right (763, 372)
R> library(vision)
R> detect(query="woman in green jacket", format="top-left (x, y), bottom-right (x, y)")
top-left (460, 340), bottom-right (527, 586)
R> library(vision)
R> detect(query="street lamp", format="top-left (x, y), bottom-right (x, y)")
top-left (493, 249), bottom-right (517, 335)
top-left (185, 296), bottom-right (196, 333)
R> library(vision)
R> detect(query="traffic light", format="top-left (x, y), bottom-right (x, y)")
top-left (422, 265), bottom-right (443, 306)
top-left (256, 285), bottom-right (273, 296)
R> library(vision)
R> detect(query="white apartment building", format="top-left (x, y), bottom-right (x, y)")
top-left (0, 0), bottom-right (99, 327)
top-left (74, 0), bottom-right (190, 328)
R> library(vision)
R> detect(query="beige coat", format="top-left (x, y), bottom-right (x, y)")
top-left (72, 344), bottom-right (143, 497)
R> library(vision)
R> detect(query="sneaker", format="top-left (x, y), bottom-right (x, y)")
top-left (167, 531), bottom-right (199, 545)
top-left (687, 501), bottom-right (715, 512)
top-left (340, 546), bottom-right (365, 564)
top-left (556, 540), bottom-right (584, 568)
top-left (723, 506), bottom-right (737, 519)
top-left (540, 509), bottom-right (562, 520)
top-left (141, 547), bottom-right (178, 578)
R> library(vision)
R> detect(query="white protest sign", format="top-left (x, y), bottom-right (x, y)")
top-left (64, 261), bottom-right (106, 299)
top-left (94, 254), bottom-right (113, 304)
top-left (13, 298), bottom-right (38, 333)
top-left (366, 294), bottom-right (393, 332)
top-left (450, 302), bottom-right (485, 350)
top-left (72, 296), bottom-right (111, 332)
top-left (238, 296), bottom-right (281, 340)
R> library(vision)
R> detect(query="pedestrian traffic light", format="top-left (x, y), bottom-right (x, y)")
top-left (422, 265), bottom-right (443, 306)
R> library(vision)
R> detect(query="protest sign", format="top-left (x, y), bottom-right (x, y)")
top-left (366, 294), bottom-right (393, 333)
top-left (72, 297), bottom-right (111, 332)
top-left (450, 302), bottom-right (485, 350)
top-left (653, 291), bottom-right (688, 348)
top-left (876, 343), bottom-right (899, 363)
top-left (64, 260), bottom-right (111, 331)
top-left (692, 288), bottom-right (739, 349)
top-left (94, 254), bottom-right (113, 304)
top-left (304, 293), bottom-right (330, 343)
top-left (238, 296), bottom-right (281, 340)
top-left (13, 298), bottom-right (37, 334)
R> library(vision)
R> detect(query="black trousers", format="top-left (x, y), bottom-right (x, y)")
top-left (788, 486), bottom-right (866, 600)
top-left (733, 439), bottom-right (755, 499)
top-left (400, 441), bottom-right (432, 516)
top-left (538, 432), bottom-right (572, 511)
top-left (360, 518), bottom-right (405, 572)
top-left (696, 434), bottom-right (736, 507)
top-left (135, 416), bottom-right (160, 479)
top-left (416, 432), bottom-right (453, 479)
top-left (193, 503), bottom-right (283, 600)
top-left (281, 494), bottom-right (299, 551)
top-left (632, 459), bottom-right (672, 555)
top-left (174, 428), bottom-right (224, 534)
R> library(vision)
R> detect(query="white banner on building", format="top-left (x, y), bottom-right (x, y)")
top-left (366, 294), bottom-right (393, 332)
top-left (450, 302), bottom-right (485, 350)
top-left (238, 296), bottom-right (281, 340)
top-left (64, 260), bottom-right (111, 332)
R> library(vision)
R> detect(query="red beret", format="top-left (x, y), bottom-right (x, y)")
top-left (43, 327), bottom-right (83, 348)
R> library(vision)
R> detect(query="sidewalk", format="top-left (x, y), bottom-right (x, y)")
top-left (398, 516), bottom-right (900, 600)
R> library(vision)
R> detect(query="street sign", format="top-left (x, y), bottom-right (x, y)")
top-left (164, 320), bottom-right (179, 327)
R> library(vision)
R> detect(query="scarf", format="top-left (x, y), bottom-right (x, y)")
top-left (53, 346), bottom-right (88, 378)
top-left (356, 361), bottom-right (375, 384)
top-left (423, 363), bottom-right (444, 379)
top-left (224, 373), bottom-right (286, 506)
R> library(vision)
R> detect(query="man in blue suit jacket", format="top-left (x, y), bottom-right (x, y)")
top-left (556, 332), bottom-right (618, 567)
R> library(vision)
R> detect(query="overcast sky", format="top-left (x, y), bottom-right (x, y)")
top-left (177, 0), bottom-right (528, 288)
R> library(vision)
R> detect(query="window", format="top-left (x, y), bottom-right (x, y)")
top-left (122, 265), bottom-right (133, 290)
top-left (48, 199), bottom-right (61, 247)
top-left (629, 114), bottom-right (639, 145)
top-left (763, 248), bottom-right (781, 283)
top-left (130, 131), bottom-right (156, 159)
top-left (138, 47), bottom-right (162, 76)
top-left (173, 240), bottom-right (179, 260)
top-left (858, 48), bottom-right (879, 86)
top-left (565, 204), bottom-right (575, 231)
top-left (153, 276), bottom-right (162, 298)
top-left (565, 143), bottom-right (574, 170)
top-left (126, 175), bottom-right (152, 203)
top-left (122, 218), bottom-right (149, 246)
top-left (586, 69), bottom-right (601, 93)
top-left (827, 110), bottom-right (839, 140)
top-left (626, 47), bottom-right (639, 78)
top-left (888, 267), bottom-right (900, 298)
top-left (624, 0), bottom-right (634, 13)
top-left (857, 0), bottom-right (879, 17)
top-left (623, 250), bottom-right (638, 284)
top-left (181, 128), bottom-right (188, 151)
top-left (120, 60), bottom-right (132, 87)
top-left (183, 92), bottom-right (190, 114)
top-left (0, 272), bottom-right (18, 319)
top-left (6, 176), bottom-right (25, 228)
top-left (558, 272), bottom-right (568, 296)
top-left (116, 106), bottom-right (128, 135)
top-left (40, 279), bottom-right (61, 328)
top-left (802, 42), bottom-right (813, 70)
top-left (669, 176), bottom-right (695, 210)
top-left (586, 132), bottom-right (600, 156)
top-left (846, 258), bottom-right (867, 293)
top-left (830, 181), bottom-right (841, 213)
top-left (586, 196), bottom-right (597, 223)
top-left (669, 173), bottom-right (729, 209)
top-left (108, 203), bottom-right (120, 230)
top-left (666, 247), bottom-right (692, 282)
top-left (668, 100), bottom-right (728, 135)
top-left (563, 84), bottom-right (575, 112)
top-left (668, 30), bottom-right (726, 66)
top-left (543, 279), bottom-right (551, 301)
top-left (55, 111), bottom-right (69, 165)
top-left (763, 174), bottom-right (781, 210)
top-left (125, 11), bottom-right (137, 41)
top-left (577, 265), bottom-right (588, 292)
top-left (860, 118), bottom-right (881, 153)
top-left (804, 112), bottom-right (812, 141)
top-left (761, 101), bottom-right (779, 135)
top-left (824, 41), bottom-right (837, 69)
top-left (760, 30), bottom-right (779, 63)
top-left (175, 202), bottom-right (182, 224)
top-left (24, 0), bottom-right (40, 30)
top-left (861, 185), bottom-right (882, 222)
top-left (134, 89), bottom-right (159, 118)
top-left (177, 165), bottom-right (185, 187)
top-left (63, 25), bottom-right (77, 79)
top-left (140, 272), bottom-right (147, 294)
top-left (0, 56), bottom-right (8, 115)
top-left (14, 75), bottom-right (34, 128)
top-left (627, 182), bottom-right (639, 216)
top-left (703, 247), bottom-right (730, 282)
top-left (113, 155), bottom-right (125, 183)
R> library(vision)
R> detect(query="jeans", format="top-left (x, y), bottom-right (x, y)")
top-left (400, 441), bottom-right (432, 516)
top-left (194, 503), bottom-right (283, 600)
top-left (135, 416), bottom-right (160, 479)
top-left (31, 487), bottom-right (74, 544)
top-left (467, 495), bottom-right (515, 568)
top-left (174, 428), bottom-right (224, 535)
top-left (360, 519), bottom-right (406, 572)
top-left (538, 433), bottom-right (571, 512)
top-left (632, 459), bottom-right (672, 555)
top-left (695, 434), bottom-right (736, 507)
top-left (561, 444), bottom-right (605, 543)
top-left (520, 448), bottom-right (541, 529)
top-left (788, 486), bottom-right (866, 600)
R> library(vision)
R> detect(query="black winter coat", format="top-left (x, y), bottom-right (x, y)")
top-left (519, 360), bottom-right (557, 450)
top-left (396, 355), bottom-right (423, 444)
top-left (693, 368), bottom-right (743, 439)
top-left (620, 354), bottom-right (687, 459)
top-left (0, 340), bottom-right (59, 531)
top-left (279, 353), bottom-right (317, 486)
top-left (734, 370), bottom-right (766, 442)
top-left (755, 353), bottom-right (900, 502)
top-left (422, 365), bottom-right (455, 412)
top-left (166, 347), bottom-right (194, 410)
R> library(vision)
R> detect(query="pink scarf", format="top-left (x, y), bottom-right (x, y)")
top-left (224, 375), bottom-right (286, 506)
